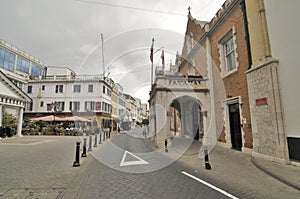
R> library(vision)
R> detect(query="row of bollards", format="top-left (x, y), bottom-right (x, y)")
top-left (73, 131), bottom-right (110, 167)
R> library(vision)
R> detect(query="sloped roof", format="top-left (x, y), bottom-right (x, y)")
top-left (0, 70), bottom-right (31, 102)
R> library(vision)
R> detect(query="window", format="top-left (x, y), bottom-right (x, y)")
top-left (40, 101), bottom-right (44, 107)
top-left (219, 29), bottom-right (238, 75)
top-left (27, 85), bottom-right (32, 94)
top-left (73, 85), bottom-right (81, 93)
top-left (118, 99), bottom-right (125, 107)
top-left (224, 37), bottom-right (236, 71)
top-left (85, 101), bottom-right (96, 110)
top-left (88, 84), bottom-right (93, 92)
top-left (69, 101), bottom-right (80, 111)
top-left (31, 63), bottom-right (45, 78)
top-left (186, 32), bottom-right (194, 52)
top-left (55, 85), bottom-right (63, 93)
top-left (103, 85), bottom-right (106, 94)
top-left (107, 89), bottom-right (111, 97)
top-left (0, 48), bottom-right (15, 72)
top-left (42, 85), bottom-right (45, 90)
top-left (54, 101), bottom-right (65, 111)
top-left (16, 56), bottom-right (30, 73)
top-left (187, 60), bottom-right (195, 76)
top-left (26, 102), bottom-right (33, 111)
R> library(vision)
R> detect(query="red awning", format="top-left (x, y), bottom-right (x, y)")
top-left (30, 115), bottom-right (65, 122)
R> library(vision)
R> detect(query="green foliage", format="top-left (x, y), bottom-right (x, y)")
top-left (2, 110), bottom-right (17, 127)
top-left (142, 119), bottom-right (149, 125)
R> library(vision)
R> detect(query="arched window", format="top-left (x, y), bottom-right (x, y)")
top-left (187, 59), bottom-right (195, 75)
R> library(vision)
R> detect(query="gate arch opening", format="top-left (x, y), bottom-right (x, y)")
top-left (169, 96), bottom-right (203, 141)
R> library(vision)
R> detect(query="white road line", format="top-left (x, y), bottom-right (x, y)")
top-left (181, 171), bottom-right (239, 199)
top-left (120, 150), bottom-right (149, 166)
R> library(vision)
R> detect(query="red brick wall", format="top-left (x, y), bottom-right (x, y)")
top-left (209, 4), bottom-right (252, 148)
top-left (179, 2), bottom-right (253, 149)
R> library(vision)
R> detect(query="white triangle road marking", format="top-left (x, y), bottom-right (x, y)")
top-left (120, 150), bottom-right (149, 166)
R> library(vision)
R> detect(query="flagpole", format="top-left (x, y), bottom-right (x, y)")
top-left (101, 33), bottom-right (105, 77)
top-left (151, 60), bottom-right (153, 84)
top-left (151, 38), bottom-right (154, 85)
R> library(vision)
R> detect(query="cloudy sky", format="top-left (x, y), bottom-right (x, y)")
top-left (0, 0), bottom-right (225, 103)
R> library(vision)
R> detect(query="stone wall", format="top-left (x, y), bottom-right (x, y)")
top-left (246, 58), bottom-right (289, 162)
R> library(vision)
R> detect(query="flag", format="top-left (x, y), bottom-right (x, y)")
top-left (150, 38), bottom-right (154, 63)
top-left (161, 48), bottom-right (165, 69)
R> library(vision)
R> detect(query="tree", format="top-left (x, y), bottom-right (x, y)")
top-left (2, 110), bottom-right (17, 127)
top-left (142, 119), bottom-right (149, 125)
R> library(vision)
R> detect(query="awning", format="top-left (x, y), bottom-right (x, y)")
top-left (30, 115), bottom-right (64, 122)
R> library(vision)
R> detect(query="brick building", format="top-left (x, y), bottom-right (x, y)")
top-left (176, 0), bottom-right (253, 152)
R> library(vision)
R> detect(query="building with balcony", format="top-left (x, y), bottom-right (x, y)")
top-left (24, 67), bottom-right (114, 128)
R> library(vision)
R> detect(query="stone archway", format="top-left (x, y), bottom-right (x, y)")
top-left (149, 75), bottom-right (210, 147)
top-left (170, 96), bottom-right (203, 140)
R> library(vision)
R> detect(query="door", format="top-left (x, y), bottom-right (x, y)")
top-left (229, 103), bottom-right (242, 151)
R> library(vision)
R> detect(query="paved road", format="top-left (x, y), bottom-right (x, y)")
top-left (60, 128), bottom-right (231, 199)
top-left (0, 129), bottom-right (299, 199)
top-left (0, 136), bottom-right (81, 198)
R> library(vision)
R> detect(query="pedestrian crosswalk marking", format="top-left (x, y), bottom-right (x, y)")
top-left (120, 151), bottom-right (149, 166)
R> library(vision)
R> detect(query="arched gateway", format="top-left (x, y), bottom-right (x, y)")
top-left (149, 72), bottom-right (211, 148)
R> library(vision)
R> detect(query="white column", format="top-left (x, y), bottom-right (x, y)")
top-left (16, 107), bottom-right (23, 137)
top-left (0, 105), bottom-right (3, 127)
top-left (179, 103), bottom-right (186, 137)
top-left (202, 111), bottom-right (208, 144)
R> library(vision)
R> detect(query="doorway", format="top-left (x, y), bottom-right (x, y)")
top-left (229, 103), bottom-right (242, 150)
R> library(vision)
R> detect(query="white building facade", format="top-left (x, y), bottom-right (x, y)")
top-left (24, 68), bottom-right (114, 128)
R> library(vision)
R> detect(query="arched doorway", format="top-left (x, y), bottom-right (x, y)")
top-left (169, 96), bottom-right (203, 141)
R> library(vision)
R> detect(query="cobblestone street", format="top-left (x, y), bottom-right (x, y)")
top-left (0, 136), bottom-right (81, 198)
top-left (1, 130), bottom-right (300, 199)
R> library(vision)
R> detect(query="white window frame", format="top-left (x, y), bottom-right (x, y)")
top-left (55, 85), bottom-right (63, 93)
top-left (85, 101), bottom-right (96, 111)
top-left (218, 28), bottom-right (238, 78)
top-left (88, 84), bottom-right (93, 92)
top-left (73, 85), bottom-right (81, 93)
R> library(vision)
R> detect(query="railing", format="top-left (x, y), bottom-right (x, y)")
top-left (32, 75), bottom-right (113, 84)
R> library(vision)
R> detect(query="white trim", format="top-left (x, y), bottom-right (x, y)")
top-left (218, 27), bottom-right (239, 77)
top-left (222, 96), bottom-right (245, 150)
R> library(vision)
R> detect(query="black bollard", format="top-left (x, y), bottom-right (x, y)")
top-left (82, 138), bottom-right (87, 157)
top-left (94, 134), bottom-right (97, 147)
top-left (88, 135), bottom-right (92, 151)
top-left (165, 139), bottom-right (168, 152)
top-left (73, 141), bottom-right (81, 167)
top-left (103, 131), bottom-right (106, 141)
top-left (204, 148), bottom-right (211, 170)
top-left (99, 132), bottom-right (102, 144)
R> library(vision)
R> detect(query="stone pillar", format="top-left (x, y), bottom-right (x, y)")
top-left (179, 102), bottom-right (187, 137)
top-left (246, 59), bottom-right (288, 162)
top-left (0, 105), bottom-right (3, 127)
top-left (202, 111), bottom-right (208, 145)
top-left (16, 107), bottom-right (23, 137)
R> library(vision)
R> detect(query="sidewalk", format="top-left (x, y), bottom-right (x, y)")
top-left (251, 155), bottom-right (300, 191)
top-left (176, 140), bottom-right (300, 197)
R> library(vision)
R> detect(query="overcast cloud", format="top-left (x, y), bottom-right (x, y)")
top-left (0, 0), bottom-right (225, 103)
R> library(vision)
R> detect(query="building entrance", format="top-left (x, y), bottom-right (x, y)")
top-left (229, 103), bottom-right (242, 150)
